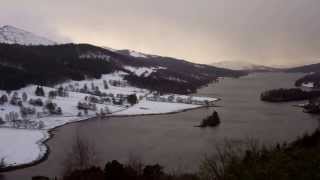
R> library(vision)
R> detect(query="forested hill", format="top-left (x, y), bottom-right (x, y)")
top-left (0, 43), bottom-right (245, 93)
top-left (285, 63), bottom-right (320, 88)
top-left (286, 63), bottom-right (320, 73)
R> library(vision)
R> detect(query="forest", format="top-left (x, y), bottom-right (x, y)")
top-left (260, 88), bottom-right (320, 102)
top-left (0, 43), bottom-right (245, 94)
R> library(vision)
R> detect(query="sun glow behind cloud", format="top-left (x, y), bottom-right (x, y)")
top-left (1, 0), bottom-right (320, 66)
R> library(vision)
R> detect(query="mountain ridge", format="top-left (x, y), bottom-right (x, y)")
top-left (211, 60), bottom-right (277, 71)
top-left (0, 25), bottom-right (56, 45)
top-left (285, 62), bottom-right (320, 88)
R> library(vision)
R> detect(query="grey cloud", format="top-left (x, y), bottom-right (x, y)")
top-left (1, 0), bottom-right (320, 66)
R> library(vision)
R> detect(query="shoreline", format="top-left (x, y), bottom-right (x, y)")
top-left (1, 102), bottom-right (220, 173)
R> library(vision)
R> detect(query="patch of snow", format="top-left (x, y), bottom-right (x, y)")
top-left (102, 46), bottom-right (117, 52)
top-left (161, 94), bottom-right (218, 102)
top-left (194, 64), bottom-right (205, 68)
top-left (0, 25), bottom-right (56, 45)
top-left (211, 60), bottom-right (272, 71)
top-left (302, 82), bottom-right (314, 88)
top-left (124, 66), bottom-right (166, 77)
top-left (128, 50), bottom-right (148, 58)
top-left (79, 52), bottom-right (111, 61)
top-left (158, 66), bottom-right (167, 70)
top-left (166, 77), bottom-right (187, 83)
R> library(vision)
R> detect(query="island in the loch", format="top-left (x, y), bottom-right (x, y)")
top-left (197, 110), bottom-right (221, 127)
top-left (260, 87), bottom-right (320, 114)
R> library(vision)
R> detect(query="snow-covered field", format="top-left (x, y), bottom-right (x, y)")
top-left (0, 71), bottom-right (218, 169)
top-left (113, 100), bottom-right (200, 116)
top-left (0, 128), bottom-right (48, 166)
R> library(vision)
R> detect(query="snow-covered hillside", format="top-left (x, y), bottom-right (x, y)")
top-left (0, 25), bottom-right (56, 45)
top-left (123, 66), bottom-right (167, 77)
top-left (116, 49), bottom-right (159, 59)
top-left (211, 61), bottom-right (275, 71)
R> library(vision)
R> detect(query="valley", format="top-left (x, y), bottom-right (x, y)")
top-left (0, 25), bottom-right (320, 180)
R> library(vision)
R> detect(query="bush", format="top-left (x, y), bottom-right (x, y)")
top-left (48, 90), bottom-right (58, 99)
top-left (127, 94), bottom-right (138, 106)
top-left (143, 164), bottom-right (164, 180)
top-left (45, 101), bottom-right (62, 115)
top-left (104, 160), bottom-right (126, 180)
top-left (20, 106), bottom-right (36, 117)
top-left (63, 167), bottom-right (104, 180)
top-left (32, 176), bottom-right (50, 180)
top-left (29, 98), bottom-right (44, 106)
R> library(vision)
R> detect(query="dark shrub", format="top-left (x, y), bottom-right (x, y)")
top-left (63, 167), bottom-right (104, 180)
top-left (104, 160), bottom-right (125, 180)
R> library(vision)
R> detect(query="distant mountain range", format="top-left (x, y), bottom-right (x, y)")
top-left (0, 25), bottom-right (245, 94)
top-left (211, 59), bottom-right (320, 88)
top-left (211, 61), bottom-right (278, 72)
top-left (0, 25), bottom-right (56, 45)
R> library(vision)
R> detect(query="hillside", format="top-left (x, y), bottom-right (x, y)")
top-left (286, 63), bottom-right (320, 73)
top-left (286, 63), bottom-right (320, 88)
top-left (0, 43), bottom-right (245, 94)
top-left (0, 25), bottom-right (56, 45)
top-left (211, 60), bottom-right (277, 72)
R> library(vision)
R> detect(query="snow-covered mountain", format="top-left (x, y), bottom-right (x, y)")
top-left (211, 61), bottom-right (276, 71)
top-left (0, 25), bottom-right (56, 45)
top-left (116, 49), bottom-right (159, 59)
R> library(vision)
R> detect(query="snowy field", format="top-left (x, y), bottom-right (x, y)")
top-left (0, 128), bottom-right (48, 166)
top-left (0, 71), bottom-right (218, 169)
top-left (113, 100), bottom-right (200, 115)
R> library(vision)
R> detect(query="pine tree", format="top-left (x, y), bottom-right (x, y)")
top-left (22, 92), bottom-right (28, 102)
top-left (58, 86), bottom-right (64, 97)
top-left (83, 84), bottom-right (88, 92)
top-left (0, 94), bottom-right (8, 105)
top-left (35, 86), bottom-right (45, 97)
top-left (103, 80), bottom-right (109, 89)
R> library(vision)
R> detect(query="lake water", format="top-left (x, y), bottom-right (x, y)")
top-left (3, 73), bottom-right (319, 180)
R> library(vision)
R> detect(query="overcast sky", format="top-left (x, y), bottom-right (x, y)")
top-left (1, 0), bottom-right (320, 66)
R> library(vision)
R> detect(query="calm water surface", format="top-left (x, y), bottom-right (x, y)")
top-left (4, 73), bottom-right (319, 179)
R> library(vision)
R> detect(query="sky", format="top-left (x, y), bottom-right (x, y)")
top-left (1, 0), bottom-right (320, 67)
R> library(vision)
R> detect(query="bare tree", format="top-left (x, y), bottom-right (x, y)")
top-left (199, 139), bottom-right (259, 180)
top-left (0, 158), bottom-right (6, 180)
top-left (126, 154), bottom-right (144, 176)
top-left (62, 131), bottom-right (98, 176)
